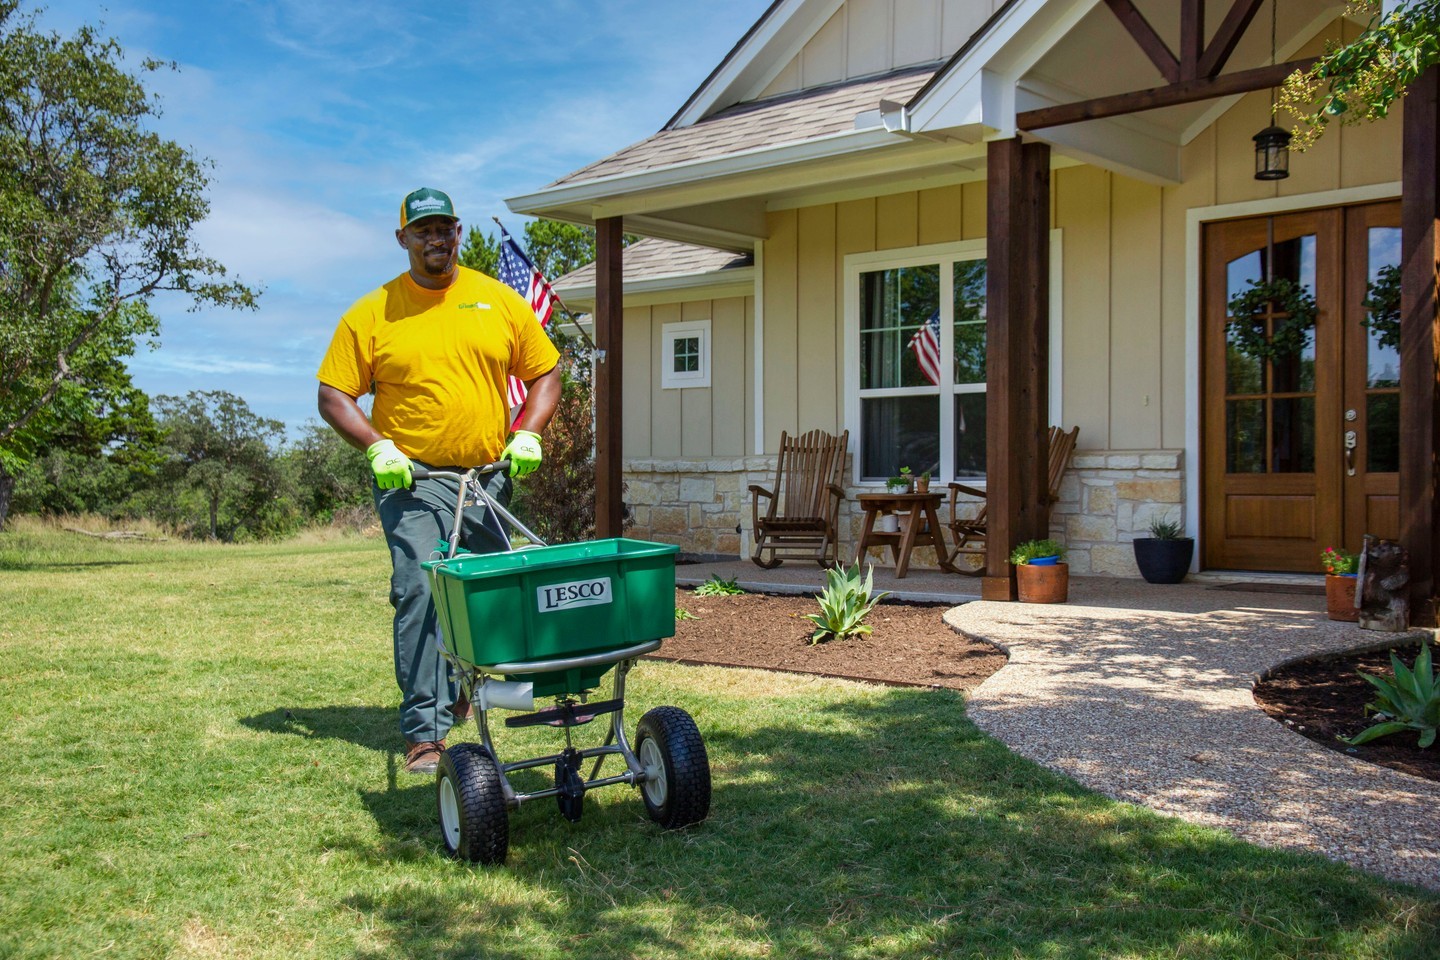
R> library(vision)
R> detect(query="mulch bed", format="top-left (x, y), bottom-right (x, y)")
top-left (1253, 641), bottom-right (1439, 784)
top-left (652, 588), bottom-right (1006, 692)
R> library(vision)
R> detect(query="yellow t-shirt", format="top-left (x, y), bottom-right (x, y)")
top-left (317, 266), bottom-right (560, 467)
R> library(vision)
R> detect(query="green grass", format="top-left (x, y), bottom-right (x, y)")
top-left (1, 524), bottom-right (1436, 959)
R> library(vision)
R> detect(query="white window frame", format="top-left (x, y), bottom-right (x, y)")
top-left (842, 234), bottom-right (1064, 487)
top-left (660, 318), bottom-right (711, 389)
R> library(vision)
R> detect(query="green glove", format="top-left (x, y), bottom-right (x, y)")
top-left (366, 438), bottom-right (413, 490)
top-left (502, 429), bottom-right (543, 478)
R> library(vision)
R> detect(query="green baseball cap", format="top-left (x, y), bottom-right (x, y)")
top-left (399, 187), bottom-right (458, 228)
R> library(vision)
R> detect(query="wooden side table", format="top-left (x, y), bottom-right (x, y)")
top-left (853, 492), bottom-right (959, 578)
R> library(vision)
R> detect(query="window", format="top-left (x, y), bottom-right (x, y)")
top-left (846, 242), bottom-right (989, 484)
top-left (660, 319), bottom-right (711, 389)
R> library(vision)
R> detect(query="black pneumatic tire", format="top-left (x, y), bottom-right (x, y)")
top-left (437, 743), bottom-right (509, 865)
top-left (635, 706), bottom-right (711, 829)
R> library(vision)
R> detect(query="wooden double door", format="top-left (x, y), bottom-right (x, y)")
top-left (1202, 202), bottom-right (1400, 572)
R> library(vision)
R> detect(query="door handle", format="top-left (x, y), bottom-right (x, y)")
top-left (1344, 430), bottom-right (1357, 477)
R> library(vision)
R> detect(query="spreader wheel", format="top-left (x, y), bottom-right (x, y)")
top-left (635, 706), bottom-right (711, 829)
top-left (437, 743), bottom-right (509, 865)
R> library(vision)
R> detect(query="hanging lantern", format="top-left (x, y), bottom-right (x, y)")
top-left (1253, 124), bottom-right (1291, 181)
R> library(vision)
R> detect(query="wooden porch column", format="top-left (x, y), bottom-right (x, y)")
top-left (982, 137), bottom-right (1052, 601)
top-left (1400, 65), bottom-right (1440, 626)
top-left (594, 216), bottom-right (625, 539)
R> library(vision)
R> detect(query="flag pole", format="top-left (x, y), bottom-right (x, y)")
top-left (492, 216), bottom-right (597, 351)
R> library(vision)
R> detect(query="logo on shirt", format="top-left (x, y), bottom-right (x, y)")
top-left (457, 301), bottom-right (492, 310)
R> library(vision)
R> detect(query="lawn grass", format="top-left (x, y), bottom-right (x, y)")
top-left (1, 523), bottom-right (1436, 959)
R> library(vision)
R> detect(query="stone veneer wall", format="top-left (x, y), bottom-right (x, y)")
top-left (622, 449), bottom-right (1185, 577)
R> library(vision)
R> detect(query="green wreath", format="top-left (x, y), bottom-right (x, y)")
top-left (1226, 277), bottom-right (1318, 363)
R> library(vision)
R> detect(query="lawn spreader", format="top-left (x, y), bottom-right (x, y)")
top-left (415, 462), bottom-right (711, 865)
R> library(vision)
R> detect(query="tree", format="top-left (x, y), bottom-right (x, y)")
top-left (282, 420), bottom-right (373, 526)
top-left (150, 391), bottom-right (290, 541)
top-left (1282, 0), bottom-right (1440, 148)
top-left (0, 4), bottom-right (257, 527)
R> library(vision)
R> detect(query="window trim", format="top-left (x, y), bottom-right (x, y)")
top-left (842, 233), bottom-right (1064, 488)
top-left (660, 318), bottom-right (711, 389)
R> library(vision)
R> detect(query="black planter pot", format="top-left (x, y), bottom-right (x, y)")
top-left (1133, 537), bottom-right (1194, 584)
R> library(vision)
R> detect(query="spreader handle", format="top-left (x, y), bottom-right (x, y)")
top-left (410, 460), bottom-right (510, 482)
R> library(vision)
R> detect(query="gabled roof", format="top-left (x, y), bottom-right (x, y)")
top-left (549, 65), bottom-right (938, 189)
top-left (553, 237), bottom-right (755, 309)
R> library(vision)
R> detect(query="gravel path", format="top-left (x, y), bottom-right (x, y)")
top-left (945, 577), bottom-right (1440, 891)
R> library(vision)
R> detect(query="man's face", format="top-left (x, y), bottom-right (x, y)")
top-left (396, 216), bottom-right (461, 282)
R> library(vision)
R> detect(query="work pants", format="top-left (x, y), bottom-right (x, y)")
top-left (373, 468), bottom-right (512, 745)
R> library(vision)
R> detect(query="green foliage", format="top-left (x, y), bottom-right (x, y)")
top-left (1009, 538), bottom-right (1066, 566)
top-left (146, 391), bottom-right (293, 541)
top-left (0, 5), bottom-right (256, 513)
top-left (1225, 277), bottom-right (1318, 363)
top-left (1341, 642), bottom-right (1439, 749)
top-left (806, 563), bottom-right (889, 644)
top-left (1147, 513), bottom-right (1185, 540)
top-left (1283, 1), bottom-right (1440, 149)
top-left (1362, 263), bottom-right (1402, 353)
top-left (675, 605), bottom-right (697, 621)
top-left (695, 574), bottom-right (745, 597)
top-left (280, 421), bottom-right (372, 525)
top-left (1321, 546), bottom-right (1360, 575)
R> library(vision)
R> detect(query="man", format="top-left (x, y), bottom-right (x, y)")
top-left (316, 187), bottom-right (561, 774)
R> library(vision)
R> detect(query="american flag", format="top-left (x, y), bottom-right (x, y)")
top-left (496, 225), bottom-right (556, 408)
top-left (908, 308), bottom-right (941, 386)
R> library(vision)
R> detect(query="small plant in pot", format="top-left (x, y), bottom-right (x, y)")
top-left (1320, 546), bottom-right (1360, 622)
top-left (885, 466), bottom-right (914, 494)
top-left (1132, 512), bottom-right (1194, 584)
top-left (1009, 538), bottom-right (1068, 603)
top-left (914, 470), bottom-right (931, 494)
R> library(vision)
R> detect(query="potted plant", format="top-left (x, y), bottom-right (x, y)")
top-left (914, 470), bottom-right (931, 494)
top-left (1009, 538), bottom-right (1068, 603)
top-left (1132, 512), bottom-right (1194, 584)
top-left (1320, 546), bottom-right (1360, 622)
top-left (885, 466), bottom-right (914, 494)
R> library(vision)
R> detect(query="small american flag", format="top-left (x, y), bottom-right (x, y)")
top-left (496, 224), bottom-right (556, 408)
top-left (908, 308), bottom-right (941, 386)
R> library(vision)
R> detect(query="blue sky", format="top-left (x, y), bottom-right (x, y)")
top-left (24, 0), bottom-right (773, 432)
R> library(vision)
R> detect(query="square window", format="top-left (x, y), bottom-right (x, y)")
top-left (661, 320), bottom-right (710, 389)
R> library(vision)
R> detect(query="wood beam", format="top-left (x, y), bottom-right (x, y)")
top-left (1179, 0), bottom-right (1204, 81)
top-left (1197, 0), bottom-right (1265, 78)
top-left (594, 216), bottom-right (625, 539)
top-left (1102, 0), bottom-right (1178, 84)
top-left (1017, 57), bottom-right (1317, 130)
top-left (982, 137), bottom-right (1051, 602)
top-left (1400, 65), bottom-right (1440, 627)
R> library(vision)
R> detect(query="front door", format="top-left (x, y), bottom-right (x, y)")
top-left (1202, 202), bottom-right (1400, 572)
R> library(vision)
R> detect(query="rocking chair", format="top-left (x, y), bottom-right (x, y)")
top-left (947, 425), bottom-right (1079, 573)
top-left (749, 428), bottom-right (848, 569)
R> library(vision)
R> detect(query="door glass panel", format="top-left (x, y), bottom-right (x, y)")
top-left (1226, 400), bottom-right (1265, 473)
top-left (952, 393), bottom-right (986, 480)
top-left (1367, 393), bottom-right (1400, 472)
top-left (1225, 340), bottom-right (1263, 394)
top-left (1365, 227), bottom-right (1402, 389)
top-left (861, 395), bottom-right (938, 480)
top-left (952, 260), bottom-right (986, 385)
top-left (1271, 397), bottom-right (1315, 473)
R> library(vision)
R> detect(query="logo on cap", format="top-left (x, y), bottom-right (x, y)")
top-left (399, 187), bottom-right (457, 228)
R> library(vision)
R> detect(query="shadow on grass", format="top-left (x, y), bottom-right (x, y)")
top-left (0, 556), bottom-right (147, 571)
top-left (241, 705), bottom-right (396, 754)
top-left (336, 687), bottom-right (1438, 960)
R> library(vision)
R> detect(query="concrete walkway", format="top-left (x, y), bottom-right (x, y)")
top-left (679, 560), bottom-right (1440, 891)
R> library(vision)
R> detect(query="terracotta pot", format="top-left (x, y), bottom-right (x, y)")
top-left (1325, 573), bottom-right (1359, 622)
top-left (915, 477), bottom-right (930, 494)
top-left (1017, 562), bottom-right (1068, 603)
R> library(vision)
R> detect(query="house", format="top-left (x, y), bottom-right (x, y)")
top-left (508, 0), bottom-right (1439, 621)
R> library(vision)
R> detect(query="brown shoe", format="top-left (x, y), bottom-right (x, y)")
top-left (451, 692), bottom-right (473, 723)
top-left (404, 739), bottom-right (446, 775)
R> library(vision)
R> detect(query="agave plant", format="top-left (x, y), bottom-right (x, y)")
top-left (1340, 642), bottom-right (1439, 749)
top-left (806, 563), bottom-right (889, 644)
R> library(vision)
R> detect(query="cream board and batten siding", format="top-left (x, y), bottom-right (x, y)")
top-left (757, 0), bottom-right (1004, 98)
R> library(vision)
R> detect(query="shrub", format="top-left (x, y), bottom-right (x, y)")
top-left (1340, 642), bottom-right (1438, 749)
top-left (806, 563), bottom-right (889, 644)
top-left (1147, 513), bottom-right (1185, 540)
top-left (695, 574), bottom-right (745, 597)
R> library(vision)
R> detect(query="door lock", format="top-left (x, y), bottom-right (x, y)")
top-left (1344, 430), bottom-right (1357, 476)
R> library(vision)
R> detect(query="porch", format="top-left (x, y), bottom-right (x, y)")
top-left (674, 557), bottom-right (1440, 891)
